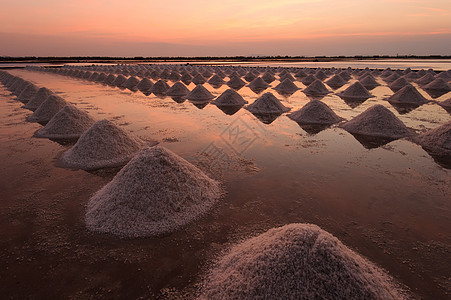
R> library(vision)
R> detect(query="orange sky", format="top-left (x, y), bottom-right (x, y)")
top-left (0, 0), bottom-right (450, 56)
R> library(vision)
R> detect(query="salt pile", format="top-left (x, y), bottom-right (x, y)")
top-left (314, 69), bottom-right (328, 80)
top-left (181, 73), bottom-right (193, 85)
top-left (34, 105), bottom-right (96, 140)
top-left (150, 80), bottom-right (170, 95)
top-left (244, 71), bottom-right (257, 82)
top-left (26, 95), bottom-right (67, 124)
top-left (247, 77), bottom-right (270, 90)
top-left (207, 74), bottom-right (225, 86)
top-left (136, 78), bottom-right (154, 93)
top-left (166, 82), bottom-right (189, 97)
top-left (279, 72), bottom-right (295, 82)
top-left (246, 92), bottom-right (290, 114)
top-left (340, 105), bottom-right (411, 139)
top-left (95, 73), bottom-right (108, 82)
top-left (111, 75), bottom-right (127, 87)
top-left (60, 119), bottom-right (145, 170)
top-left (262, 72), bottom-right (276, 83)
top-left (301, 74), bottom-right (316, 85)
top-left (359, 75), bottom-right (380, 90)
top-left (227, 76), bottom-right (246, 89)
top-left (192, 73), bottom-right (208, 85)
top-left (211, 89), bottom-right (247, 106)
top-left (302, 79), bottom-right (331, 96)
top-left (288, 100), bottom-right (342, 125)
top-left (122, 76), bottom-right (140, 90)
top-left (23, 87), bottom-right (53, 111)
top-left (200, 223), bottom-right (403, 300)
top-left (384, 73), bottom-right (400, 83)
top-left (423, 78), bottom-right (451, 92)
top-left (337, 81), bottom-right (373, 99)
top-left (438, 98), bottom-right (451, 111)
top-left (17, 83), bottom-right (39, 103)
top-left (186, 84), bottom-right (214, 101)
top-left (104, 74), bottom-right (117, 85)
top-left (85, 146), bottom-right (223, 237)
top-left (417, 121), bottom-right (451, 157)
top-left (387, 85), bottom-right (428, 105)
top-left (415, 73), bottom-right (435, 86)
top-left (325, 74), bottom-right (346, 89)
top-left (389, 77), bottom-right (410, 92)
top-left (273, 78), bottom-right (300, 94)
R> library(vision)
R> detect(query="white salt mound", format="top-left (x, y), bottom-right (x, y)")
top-left (186, 84), bottom-right (214, 101)
top-left (246, 92), bottom-right (290, 114)
top-left (166, 82), bottom-right (190, 97)
top-left (337, 81), bottom-right (373, 99)
top-left (387, 85), bottom-right (428, 105)
top-left (85, 146), bottom-right (223, 237)
top-left (34, 105), bottom-right (95, 139)
top-left (340, 105), bottom-right (411, 139)
top-left (23, 87), bottom-right (53, 111)
top-left (211, 89), bottom-right (247, 106)
top-left (417, 121), bottom-right (451, 156)
top-left (60, 119), bottom-right (145, 170)
top-left (288, 100), bottom-right (342, 125)
top-left (26, 94), bottom-right (67, 123)
top-left (200, 223), bottom-right (404, 300)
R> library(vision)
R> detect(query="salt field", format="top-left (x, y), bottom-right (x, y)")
top-left (0, 63), bottom-right (450, 299)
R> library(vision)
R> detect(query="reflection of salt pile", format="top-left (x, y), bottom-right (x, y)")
top-left (34, 105), bottom-right (95, 139)
top-left (340, 105), bottom-right (410, 139)
top-left (417, 121), bottom-right (451, 157)
top-left (288, 100), bottom-right (342, 125)
top-left (200, 224), bottom-right (403, 300)
top-left (274, 78), bottom-right (300, 93)
top-left (246, 92), bottom-right (290, 114)
top-left (18, 83), bottom-right (39, 103)
top-left (303, 79), bottom-right (331, 96)
top-left (166, 82), bottom-right (189, 97)
top-left (60, 119), bottom-right (145, 170)
top-left (85, 146), bottom-right (223, 237)
top-left (337, 81), bottom-right (373, 99)
top-left (227, 76), bottom-right (246, 89)
top-left (23, 87), bottom-right (53, 111)
top-left (211, 89), bottom-right (247, 106)
top-left (387, 85), bottom-right (428, 105)
top-left (26, 95), bottom-right (67, 124)
top-left (186, 84), bottom-right (214, 101)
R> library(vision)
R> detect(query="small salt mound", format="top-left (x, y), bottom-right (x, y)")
top-left (200, 223), bottom-right (403, 300)
top-left (262, 72), bottom-right (276, 83)
top-left (359, 75), bottom-right (380, 89)
top-left (85, 146), bottom-right (222, 237)
top-left (166, 82), bottom-right (189, 97)
top-left (111, 74), bottom-right (127, 86)
top-left (137, 78), bottom-right (153, 92)
top-left (384, 73), bottom-right (400, 83)
top-left (325, 74), bottom-right (346, 89)
top-left (211, 89), bottom-right (247, 106)
top-left (12, 80), bottom-right (31, 95)
top-left (186, 84), bottom-right (214, 101)
top-left (246, 92), bottom-right (290, 114)
top-left (89, 72), bottom-right (99, 81)
top-left (389, 77), bottom-right (410, 92)
top-left (168, 71), bottom-right (181, 82)
top-left (340, 105), bottom-right (411, 139)
top-left (314, 69), bottom-right (328, 81)
top-left (387, 85), bottom-right (428, 105)
top-left (288, 100), bottom-right (342, 125)
top-left (273, 78), bottom-right (300, 93)
top-left (417, 121), bottom-right (451, 157)
top-left (34, 105), bottom-right (95, 139)
top-left (279, 73), bottom-right (295, 82)
top-left (181, 73), bottom-right (193, 85)
top-left (303, 79), bottom-right (331, 96)
top-left (104, 74), bottom-right (117, 85)
top-left (95, 73), bottom-right (108, 82)
top-left (26, 95), bottom-right (67, 124)
top-left (244, 71), bottom-right (257, 82)
top-left (294, 69), bottom-right (307, 78)
top-left (60, 119), bottom-right (145, 170)
top-left (301, 74), bottom-right (317, 86)
top-left (150, 80), bottom-right (170, 95)
top-left (122, 76), bottom-right (140, 90)
top-left (337, 81), bottom-right (373, 99)
top-left (23, 87), bottom-right (53, 111)
top-left (423, 78), bottom-right (451, 92)
top-left (227, 76), bottom-right (246, 89)
top-left (207, 74), bottom-right (225, 86)
top-left (192, 73), bottom-right (208, 85)
top-left (415, 73), bottom-right (435, 86)
top-left (247, 77), bottom-right (270, 89)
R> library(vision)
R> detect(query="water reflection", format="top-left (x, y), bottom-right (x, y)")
top-left (249, 112), bottom-right (283, 124)
top-left (297, 123), bottom-right (331, 135)
top-left (389, 102), bottom-right (422, 114)
top-left (349, 133), bottom-right (397, 149)
top-left (339, 97), bottom-right (369, 108)
top-left (215, 105), bottom-right (243, 116)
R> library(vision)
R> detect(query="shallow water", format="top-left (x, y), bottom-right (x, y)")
top-left (0, 67), bottom-right (450, 299)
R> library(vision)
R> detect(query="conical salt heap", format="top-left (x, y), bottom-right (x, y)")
top-left (246, 92), bottom-right (290, 114)
top-left (415, 73), bottom-right (435, 86)
top-left (244, 71), bottom-right (257, 82)
top-left (23, 87), bottom-right (53, 111)
top-left (137, 78), bottom-right (153, 93)
top-left (417, 121), bottom-right (451, 157)
top-left (384, 73), bottom-right (400, 83)
top-left (95, 72), bottom-right (108, 82)
top-left (359, 74), bottom-right (380, 90)
top-left (273, 78), bottom-right (300, 93)
top-left (340, 105), bottom-right (411, 139)
top-left (200, 223), bottom-right (403, 300)
top-left (166, 82), bottom-right (190, 97)
top-left (301, 74), bottom-right (317, 86)
top-left (150, 79), bottom-right (170, 95)
top-left (122, 76), bottom-right (140, 90)
top-left (314, 69), bottom-right (328, 81)
top-left (262, 72), bottom-right (276, 83)
top-left (181, 73), bottom-right (193, 85)
top-left (207, 74), bottom-right (225, 86)
top-left (60, 119), bottom-right (145, 170)
top-left (34, 105), bottom-right (96, 140)
top-left (111, 74), bottom-right (127, 86)
top-left (389, 77), bottom-right (410, 92)
top-left (337, 81), bottom-right (373, 99)
top-left (423, 78), bottom-right (451, 92)
top-left (288, 100), bottom-right (342, 125)
top-left (280, 72), bottom-right (296, 82)
top-left (303, 79), bottom-right (331, 96)
top-left (85, 146), bottom-right (223, 237)
top-left (325, 74), bottom-right (346, 89)
top-left (17, 83), bottom-right (39, 103)
top-left (103, 74), bottom-right (117, 85)
top-left (387, 85), bottom-right (428, 105)
top-left (26, 94), bottom-right (67, 124)
top-left (211, 89), bottom-right (247, 106)
top-left (248, 77), bottom-right (270, 90)
top-left (438, 98), bottom-right (451, 111)
top-left (192, 73), bottom-right (208, 85)
top-left (227, 75), bottom-right (246, 89)
top-left (186, 84), bottom-right (214, 101)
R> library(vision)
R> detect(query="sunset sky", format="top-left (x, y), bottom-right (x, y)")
top-left (0, 0), bottom-right (450, 57)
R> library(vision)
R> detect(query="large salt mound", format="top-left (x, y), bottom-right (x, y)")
top-left (23, 87), bottom-right (53, 111)
top-left (17, 83), bottom-right (39, 103)
top-left (60, 119), bottom-right (145, 170)
top-left (423, 78), bottom-right (451, 92)
top-left (325, 74), bottom-right (346, 89)
top-left (340, 105), bottom-right (411, 139)
top-left (359, 75), bottom-right (380, 90)
top-left (150, 80), bottom-right (170, 95)
top-left (192, 73), bottom-right (208, 85)
top-left (166, 82), bottom-right (189, 97)
top-left (34, 105), bottom-right (96, 140)
top-left (85, 146), bottom-right (223, 237)
top-left (417, 121), bottom-right (451, 157)
top-left (337, 81), bottom-right (373, 99)
top-left (227, 76), bottom-right (246, 89)
top-left (247, 77), bottom-right (270, 90)
top-left (387, 85), bottom-right (428, 105)
top-left (104, 74), bottom-right (117, 85)
top-left (246, 92), bottom-right (290, 114)
top-left (122, 76), bottom-right (140, 90)
top-left (288, 100), bottom-right (342, 125)
top-left (111, 74), bottom-right (127, 86)
top-left (302, 79), bottom-right (331, 96)
top-left (136, 78), bottom-right (153, 93)
top-left (200, 223), bottom-right (403, 300)
top-left (186, 84), bottom-right (214, 101)
top-left (389, 77), bottom-right (410, 92)
top-left (207, 74), bottom-right (225, 86)
top-left (211, 89), bottom-right (247, 106)
top-left (26, 95), bottom-right (67, 124)
top-left (273, 78), bottom-right (300, 93)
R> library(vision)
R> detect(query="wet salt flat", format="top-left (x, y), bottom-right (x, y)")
top-left (0, 64), bottom-right (450, 299)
